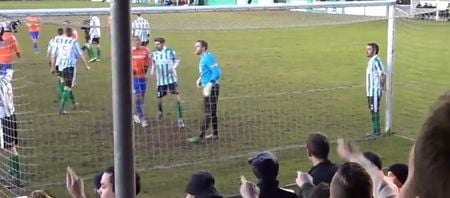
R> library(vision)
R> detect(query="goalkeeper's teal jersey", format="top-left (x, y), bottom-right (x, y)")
top-left (366, 55), bottom-right (385, 97)
top-left (152, 47), bottom-right (178, 86)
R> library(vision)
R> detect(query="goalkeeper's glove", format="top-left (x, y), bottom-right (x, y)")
top-left (203, 82), bottom-right (213, 97)
top-left (196, 78), bottom-right (202, 89)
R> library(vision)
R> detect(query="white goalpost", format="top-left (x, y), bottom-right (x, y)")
top-left (0, 1), bottom-right (398, 197)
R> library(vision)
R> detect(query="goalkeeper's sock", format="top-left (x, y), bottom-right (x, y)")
top-left (371, 112), bottom-right (377, 135)
top-left (136, 98), bottom-right (144, 119)
top-left (57, 80), bottom-right (63, 98)
top-left (33, 43), bottom-right (38, 52)
top-left (157, 100), bottom-right (163, 113)
top-left (87, 47), bottom-right (94, 60)
top-left (176, 101), bottom-right (183, 119)
top-left (60, 88), bottom-right (70, 113)
top-left (69, 90), bottom-right (76, 104)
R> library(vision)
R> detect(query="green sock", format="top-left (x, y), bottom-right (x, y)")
top-left (374, 112), bottom-right (381, 135)
top-left (176, 101), bottom-right (183, 119)
top-left (57, 80), bottom-right (63, 99)
top-left (69, 90), bottom-right (76, 104)
top-left (87, 47), bottom-right (94, 59)
top-left (96, 47), bottom-right (101, 59)
top-left (371, 112), bottom-right (376, 135)
top-left (9, 155), bottom-right (20, 179)
top-left (60, 88), bottom-right (70, 112)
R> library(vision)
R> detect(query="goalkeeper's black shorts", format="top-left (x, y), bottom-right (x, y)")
top-left (368, 95), bottom-right (382, 113)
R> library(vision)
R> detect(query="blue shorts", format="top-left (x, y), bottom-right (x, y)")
top-left (0, 64), bottom-right (12, 76)
top-left (29, 31), bottom-right (40, 40)
top-left (133, 78), bottom-right (147, 96)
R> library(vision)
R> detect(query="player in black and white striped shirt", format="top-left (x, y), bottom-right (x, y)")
top-left (132, 14), bottom-right (150, 46)
top-left (47, 28), bottom-right (65, 102)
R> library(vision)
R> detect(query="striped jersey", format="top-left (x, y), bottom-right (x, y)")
top-left (89, 16), bottom-right (101, 38)
top-left (47, 35), bottom-right (64, 56)
top-left (25, 16), bottom-right (41, 32)
top-left (366, 55), bottom-right (385, 97)
top-left (133, 47), bottom-right (151, 78)
top-left (0, 69), bottom-right (14, 118)
top-left (51, 36), bottom-right (83, 71)
top-left (152, 47), bottom-right (178, 86)
top-left (132, 16), bottom-right (150, 42)
top-left (0, 32), bottom-right (20, 64)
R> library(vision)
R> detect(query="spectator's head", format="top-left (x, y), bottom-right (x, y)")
top-left (98, 166), bottom-right (141, 198)
top-left (306, 132), bottom-right (330, 161)
top-left (185, 171), bottom-right (221, 198)
top-left (94, 172), bottom-right (103, 197)
top-left (367, 42), bottom-right (379, 57)
top-left (57, 28), bottom-right (64, 36)
top-left (195, 40), bottom-right (208, 55)
top-left (30, 190), bottom-right (53, 198)
top-left (311, 183), bottom-right (330, 198)
top-left (65, 27), bottom-right (73, 38)
top-left (248, 151), bottom-right (279, 181)
top-left (330, 162), bottom-right (372, 198)
top-left (387, 163), bottom-right (408, 189)
top-left (154, 37), bottom-right (166, 51)
top-left (412, 91), bottom-right (450, 198)
top-left (136, 13), bottom-right (142, 17)
top-left (363, 151), bottom-right (383, 170)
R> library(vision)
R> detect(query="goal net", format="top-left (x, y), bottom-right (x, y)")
top-left (2, 1), bottom-right (448, 197)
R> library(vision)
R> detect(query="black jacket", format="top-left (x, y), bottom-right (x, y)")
top-left (308, 159), bottom-right (338, 185)
top-left (258, 180), bottom-right (298, 198)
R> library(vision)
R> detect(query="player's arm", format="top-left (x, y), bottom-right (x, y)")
top-left (207, 55), bottom-right (221, 84)
top-left (171, 50), bottom-right (180, 70)
top-left (376, 61), bottom-right (386, 90)
top-left (50, 47), bottom-right (57, 73)
top-left (75, 42), bottom-right (90, 70)
top-left (12, 36), bottom-right (21, 59)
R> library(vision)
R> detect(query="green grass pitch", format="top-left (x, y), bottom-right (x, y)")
top-left (1, 1), bottom-right (450, 197)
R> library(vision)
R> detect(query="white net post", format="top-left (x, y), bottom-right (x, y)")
top-left (385, 4), bottom-right (396, 134)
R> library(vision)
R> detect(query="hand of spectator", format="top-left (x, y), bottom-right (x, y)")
top-left (295, 171), bottom-right (313, 188)
top-left (66, 166), bottom-right (86, 198)
top-left (337, 138), bottom-right (357, 161)
top-left (240, 176), bottom-right (259, 198)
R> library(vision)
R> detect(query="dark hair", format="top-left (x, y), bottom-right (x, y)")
top-left (306, 132), bottom-right (330, 159)
top-left (104, 166), bottom-right (141, 195)
top-left (363, 151), bottom-right (383, 170)
top-left (154, 37), bottom-right (165, 44)
top-left (196, 40), bottom-right (208, 50)
top-left (330, 162), bottom-right (372, 198)
top-left (414, 91), bottom-right (450, 198)
top-left (367, 42), bottom-right (379, 54)
top-left (311, 182), bottom-right (330, 198)
top-left (57, 28), bottom-right (64, 36)
top-left (65, 27), bottom-right (73, 37)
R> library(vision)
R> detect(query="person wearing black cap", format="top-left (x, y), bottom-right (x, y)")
top-left (248, 151), bottom-right (298, 198)
top-left (387, 163), bottom-right (408, 190)
top-left (185, 171), bottom-right (223, 198)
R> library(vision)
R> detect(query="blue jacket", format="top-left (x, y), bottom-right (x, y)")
top-left (199, 52), bottom-right (222, 88)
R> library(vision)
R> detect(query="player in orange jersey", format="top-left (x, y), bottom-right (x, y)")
top-left (25, 16), bottom-right (41, 53)
top-left (0, 22), bottom-right (21, 76)
top-left (132, 36), bottom-right (151, 128)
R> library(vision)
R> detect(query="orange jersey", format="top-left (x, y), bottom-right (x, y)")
top-left (0, 32), bottom-right (20, 64)
top-left (25, 16), bottom-right (41, 32)
top-left (132, 47), bottom-right (151, 78)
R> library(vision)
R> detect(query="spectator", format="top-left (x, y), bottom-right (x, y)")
top-left (248, 151), bottom-right (298, 198)
top-left (66, 167), bottom-right (86, 198)
top-left (295, 171), bottom-right (329, 198)
top-left (240, 176), bottom-right (259, 198)
top-left (405, 91), bottom-right (450, 198)
top-left (386, 163), bottom-right (408, 190)
top-left (98, 166), bottom-right (141, 198)
top-left (30, 190), bottom-right (53, 198)
top-left (185, 171), bottom-right (223, 198)
top-left (330, 162), bottom-right (372, 198)
top-left (337, 139), bottom-right (397, 198)
top-left (363, 151), bottom-right (399, 194)
top-left (305, 132), bottom-right (338, 185)
top-left (94, 172), bottom-right (103, 197)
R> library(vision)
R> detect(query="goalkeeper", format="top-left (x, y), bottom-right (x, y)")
top-left (188, 40), bottom-right (222, 144)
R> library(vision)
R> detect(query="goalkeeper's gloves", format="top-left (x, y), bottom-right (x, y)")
top-left (196, 78), bottom-right (202, 89)
top-left (203, 82), bottom-right (213, 97)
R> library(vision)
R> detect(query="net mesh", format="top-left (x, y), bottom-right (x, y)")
top-left (0, 3), bottom-right (447, 197)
